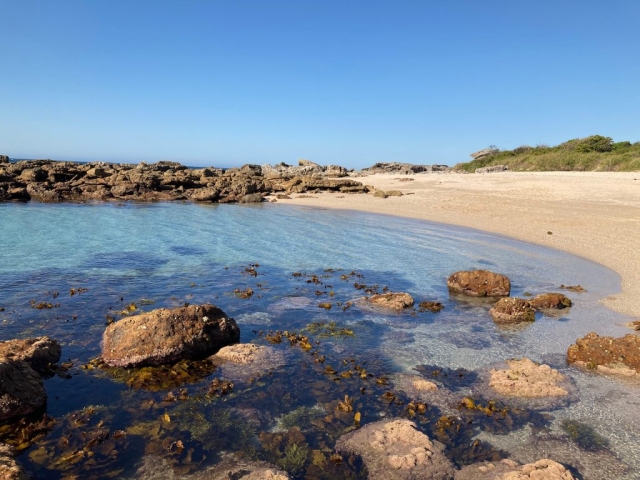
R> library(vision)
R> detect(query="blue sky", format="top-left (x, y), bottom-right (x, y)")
top-left (1, 1), bottom-right (639, 168)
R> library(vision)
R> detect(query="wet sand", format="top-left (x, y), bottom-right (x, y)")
top-left (283, 171), bottom-right (640, 318)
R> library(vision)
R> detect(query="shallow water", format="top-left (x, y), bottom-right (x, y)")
top-left (0, 202), bottom-right (637, 479)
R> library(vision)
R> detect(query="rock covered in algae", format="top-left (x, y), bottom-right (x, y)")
top-left (0, 360), bottom-right (47, 422)
top-left (133, 453), bottom-right (290, 479)
top-left (335, 419), bottom-right (455, 479)
top-left (208, 343), bottom-right (287, 381)
top-left (490, 298), bottom-right (535, 324)
top-left (447, 270), bottom-right (511, 297)
top-left (455, 458), bottom-right (576, 480)
top-left (528, 293), bottom-right (572, 311)
top-left (101, 304), bottom-right (240, 368)
top-left (488, 359), bottom-right (568, 398)
top-left (367, 292), bottom-right (415, 311)
top-left (567, 332), bottom-right (640, 376)
top-left (0, 336), bottom-right (61, 374)
top-left (0, 443), bottom-right (29, 480)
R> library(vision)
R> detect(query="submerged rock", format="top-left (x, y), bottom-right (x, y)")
top-left (208, 343), bottom-right (286, 381)
top-left (528, 293), bottom-right (572, 311)
top-left (335, 419), bottom-right (455, 479)
top-left (456, 458), bottom-right (575, 479)
top-left (367, 292), bottom-right (415, 311)
top-left (0, 359), bottom-right (47, 422)
top-left (447, 270), bottom-right (511, 297)
top-left (0, 336), bottom-right (61, 374)
top-left (567, 332), bottom-right (640, 376)
top-left (101, 304), bottom-right (240, 368)
top-left (0, 444), bottom-right (29, 480)
top-left (490, 298), bottom-right (535, 324)
top-left (488, 359), bottom-right (568, 398)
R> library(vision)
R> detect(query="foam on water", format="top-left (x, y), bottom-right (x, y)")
top-left (0, 201), bottom-right (638, 478)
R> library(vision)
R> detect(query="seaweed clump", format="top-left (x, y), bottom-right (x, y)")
top-left (561, 419), bottom-right (609, 451)
top-left (304, 321), bottom-right (354, 338)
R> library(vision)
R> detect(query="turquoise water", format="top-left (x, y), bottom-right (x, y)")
top-left (0, 202), bottom-right (638, 479)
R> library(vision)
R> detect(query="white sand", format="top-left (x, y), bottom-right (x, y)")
top-left (282, 171), bottom-right (640, 318)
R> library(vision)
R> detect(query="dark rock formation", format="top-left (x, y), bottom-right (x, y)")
top-left (0, 360), bottom-right (47, 422)
top-left (361, 162), bottom-right (450, 175)
top-left (489, 298), bottom-right (535, 324)
top-left (567, 332), bottom-right (640, 376)
top-left (475, 165), bottom-right (508, 173)
top-left (0, 155), bottom-right (9, 164)
top-left (101, 304), bottom-right (240, 368)
top-left (0, 160), bottom-right (367, 203)
top-left (0, 444), bottom-right (29, 480)
top-left (528, 293), bottom-right (572, 311)
top-left (0, 336), bottom-right (61, 374)
top-left (368, 292), bottom-right (415, 311)
top-left (447, 270), bottom-right (511, 297)
top-left (335, 419), bottom-right (455, 479)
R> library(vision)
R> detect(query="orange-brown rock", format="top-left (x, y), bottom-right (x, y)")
top-left (528, 293), bottom-right (572, 310)
top-left (368, 292), bottom-right (415, 310)
top-left (0, 360), bottom-right (47, 422)
top-left (567, 332), bottom-right (640, 375)
top-left (447, 270), bottom-right (511, 297)
top-left (488, 359), bottom-right (568, 397)
top-left (0, 444), bottom-right (29, 480)
top-left (456, 458), bottom-right (576, 480)
top-left (490, 298), bottom-right (535, 324)
top-left (0, 336), bottom-right (61, 374)
top-left (101, 304), bottom-right (239, 368)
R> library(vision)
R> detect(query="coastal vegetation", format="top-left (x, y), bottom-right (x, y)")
top-left (455, 135), bottom-right (640, 172)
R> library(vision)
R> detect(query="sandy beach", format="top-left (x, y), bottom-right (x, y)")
top-left (284, 171), bottom-right (640, 318)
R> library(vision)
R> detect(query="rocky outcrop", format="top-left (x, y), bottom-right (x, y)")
top-left (361, 162), bottom-right (450, 175)
top-left (0, 155), bottom-right (9, 164)
top-left (208, 343), bottom-right (286, 382)
top-left (0, 359), bottom-right (47, 422)
top-left (488, 359), bottom-right (568, 398)
top-left (470, 149), bottom-right (497, 160)
top-left (456, 458), bottom-right (575, 480)
top-left (101, 304), bottom-right (240, 368)
top-left (447, 270), bottom-right (511, 297)
top-left (335, 419), bottom-right (455, 479)
top-left (0, 336), bottom-right (61, 374)
top-left (0, 160), bottom-right (367, 203)
top-left (0, 444), bottom-right (29, 480)
top-left (367, 292), bottom-right (415, 311)
top-left (567, 332), bottom-right (640, 376)
top-left (490, 298), bottom-right (536, 324)
top-left (528, 293), bottom-right (572, 311)
top-left (475, 165), bottom-right (508, 174)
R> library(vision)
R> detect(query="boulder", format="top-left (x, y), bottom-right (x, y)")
top-left (456, 458), bottom-right (576, 480)
top-left (335, 419), bottom-right (455, 479)
top-left (209, 343), bottom-right (286, 382)
top-left (101, 304), bottom-right (240, 368)
top-left (0, 155), bottom-right (9, 164)
top-left (0, 444), bottom-right (29, 480)
top-left (489, 298), bottom-right (535, 324)
top-left (528, 293), bottom-right (572, 310)
top-left (470, 148), bottom-right (497, 160)
top-left (475, 165), bottom-right (508, 174)
top-left (0, 336), bottom-right (61, 374)
top-left (447, 270), bottom-right (511, 297)
top-left (567, 332), bottom-right (640, 376)
top-left (488, 359), bottom-right (568, 398)
top-left (368, 292), bottom-right (415, 310)
top-left (324, 165), bottom-right (348, 177)
top-left (239, 193), bottom-right (264, 203)
top-left (0, 360), bottom-right (47, 422)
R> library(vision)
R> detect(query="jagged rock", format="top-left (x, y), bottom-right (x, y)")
top-left (0, 155), bottom-right (9, 164)
top-left (528, 293), bottom-right (572, 311)
top-left (456, 458), bottom-right (576, 480)
top-left (361, 162), bottom-right (449, 175)
top-left (488, 359), bottom-right (568, 397)
top-left (101, 304), bottom-right (240, 368)
top-left (475, 165), bottom-right (508, 173)
top-left (447, 270), bottom-right (511, 297)
top-left (335, 419), bottom-right (455, 479)
top-left (0, 336), bottom-right (61, 374)
top-left (368, 292), bottom-right (415, 310)
top-left (0, 360), bottom-right (47, 422)
top-left (470, 148), bottom-right (497, 160)
top-left (567, 332), bottom-right (640, 376)
top-left (490, 298), bottom-right (535, 324)
top-left (324, 164), bottom-right (348, 177)
top-left (239, 193), bottom-right (264, 203)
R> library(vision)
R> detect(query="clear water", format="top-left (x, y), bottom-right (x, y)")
top-left (0, 202), bottom-right (637, 479)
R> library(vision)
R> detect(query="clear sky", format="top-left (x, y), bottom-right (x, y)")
top-left (1, 1), bottom-right (639, 168)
